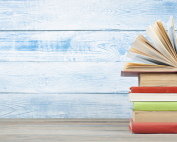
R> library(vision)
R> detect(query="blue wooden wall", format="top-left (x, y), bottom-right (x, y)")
top-left (0, 0), bottom-right (175, 118)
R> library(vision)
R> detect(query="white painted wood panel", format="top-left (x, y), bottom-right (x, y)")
top-left (0, 0), bottom-right (176, 30)
top-left (0, 31), bottom-right (143, 61)
top-left (0, 93), bottom-right (132, 118)
top-left (0, 0), bottom-right (148, 119)
top-left (0, 62), bottom-right (137, 93)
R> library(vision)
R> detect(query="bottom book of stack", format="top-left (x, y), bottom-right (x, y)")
top-left (129, 118), bottom-right (177, 134)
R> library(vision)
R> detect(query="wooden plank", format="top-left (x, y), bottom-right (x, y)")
top-left (0, 31), bottom-right (141, 61)
top-left (0, 62), bottom-right (137, 93)
top-left (0, 125), bottom-right (128, 131)
top-left (0, 93), bottom-right (132, 118)
top-left (0, 118), bottom-right (129, 123)
top-left (0, 0), bottom-right (177, 30)
top-left (0, 119), bottom-right (177, 141)
top-left (1, 135), bottom-right (177, 142)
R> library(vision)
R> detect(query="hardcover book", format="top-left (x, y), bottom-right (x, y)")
top-left (139, 73), bottom-right (177, 86)
top-left (121, 16), bottom-right (177, 77)
top-left (133, 102), bottom-right (177, 111)
top-left (129, 118), bottom-right (177, 134)
top-left (123, 16), bottom-right (177, 72)
top-left (130, 86), bottom-right (177, 93)
top-left (133, 111), bottom-right (177, 122)
top-left (129, 93), bottom-right (177, 101)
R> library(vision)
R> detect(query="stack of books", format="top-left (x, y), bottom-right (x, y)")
top-left (129, 86), bottom-right (177, 134)
top-left (121, 16), bottom-right (177, 134)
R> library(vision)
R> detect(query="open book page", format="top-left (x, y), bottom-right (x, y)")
top-left (127, 47), bottom-right (174, 66)
top-left (123, 62), bottom-right (177, 71)
top-left (124, 16), bottom-right (177, 72)
top-left (154, 22), bottom-right (175, 58)
top-left (138, 35), bottom-right (161, 53)
top-left (146, 24), bottom-right (177, 66)
top-left (167, 16), bottom-right (177, 52)
top-left (156, 20), bottom-right (177, 60)
top-left (131, 34), bottom-right (174, 65)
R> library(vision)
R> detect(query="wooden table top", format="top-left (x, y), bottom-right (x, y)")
top-left (0, 118), bottom-right (177, 142)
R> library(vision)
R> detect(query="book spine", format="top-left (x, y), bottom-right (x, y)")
top-left (130, 87), bottom-right (177, 93)
top-left (129, 93), bottom-right (177, 102)
top-left (133, 111), bottom-right (177, 122)
top-left (133, 102), bottom-right (177, 111)
top-left (132, 122), bottom-right (177, 134)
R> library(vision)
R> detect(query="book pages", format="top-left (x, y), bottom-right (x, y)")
top-left (167, 16), bottom-right (177, 52)
top-left (124, 16), bottom-right (177, 71)
top-left (146, 25), bottom-right (177, 66)
top-left (132, 35), bottom-right (173, 64)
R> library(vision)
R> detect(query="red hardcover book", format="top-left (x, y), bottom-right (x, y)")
top-left (130, 87), bottom-right (177, 93)
top-left (129, 118), bottom-right (177, 134)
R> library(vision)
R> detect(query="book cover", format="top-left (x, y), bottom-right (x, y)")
top-left (129, 93), bottom-right (177, 102)
top-left (133, 102), bottom-right (177, 111)
top-left (130, 86), bottom-right (177, 93)
top-left (139, 73), bottom-right (177, 86)
top-left (129, 118), bottom-right (177, 134)
top-left (133, 111), bottom-right (177, 122)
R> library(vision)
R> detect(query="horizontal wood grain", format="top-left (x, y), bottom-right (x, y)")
top-left (0, 0), bottom-right (176, 30)
top-left (0, 93), bottom-right (132, 118)
top-left (0, 62), bottom-right (137, 93)
top-left (0, 119), bottom-right (177, 142)
top-left (0, 31), bottom-right (143, 61)
top-left (0, 0), bottom-right (156, 120)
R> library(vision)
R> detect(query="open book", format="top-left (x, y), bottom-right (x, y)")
top-left (124, 16), bottom-right (177, 72)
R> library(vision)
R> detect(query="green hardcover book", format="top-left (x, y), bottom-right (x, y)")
top-left (133, 102), bottom-right (177, 111)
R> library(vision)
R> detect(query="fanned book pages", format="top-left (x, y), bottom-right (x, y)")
top-left (123, 16), bottom-right (177, 72)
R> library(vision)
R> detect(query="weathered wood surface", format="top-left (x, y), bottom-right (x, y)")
top-left (0, 93), bottom-right (132, 118)
top-left (1, 0), bottom-right (172, 119)
top-left (0, 62), bottom-right (137, 93)
top-left (0, 119), bottom-right (177, 142)
top-left (0, 0), bottom-right (176, 30)
top-left (0, 61), bottom-right (136, 118)
top-left (0, 31), bottom-right (140, 61)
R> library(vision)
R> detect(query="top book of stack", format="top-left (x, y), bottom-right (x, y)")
top-left (121, 16), bottom-right (177, 77)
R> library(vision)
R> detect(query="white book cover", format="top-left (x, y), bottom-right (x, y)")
top-left (129, 93), bottom-right (177, 102)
